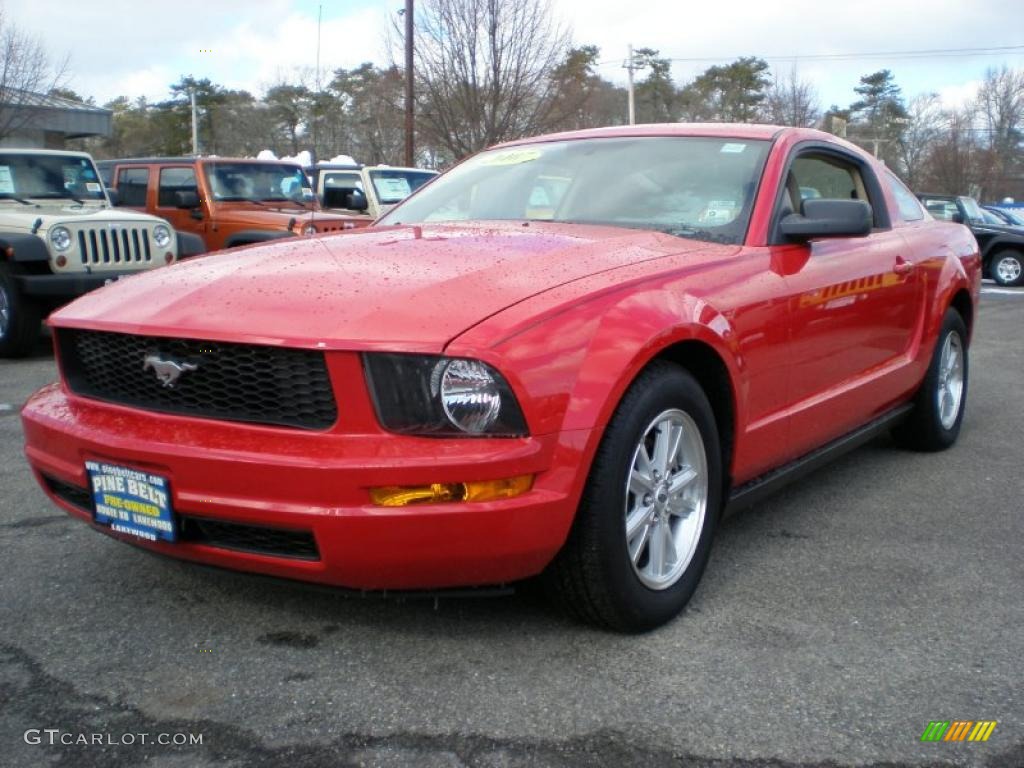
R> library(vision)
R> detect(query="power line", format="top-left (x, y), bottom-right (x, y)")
top-left (596, 44), bottom-right (1024, 67)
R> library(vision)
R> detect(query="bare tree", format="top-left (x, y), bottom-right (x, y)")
top-left (925, 105), bottom-right (984, 196)
top-left (0, 11), bottom-right (68, 142)
top-left (411, 0), bottom-right (570, 160)
top-left (895, 93), bottom-right (944, 190)
top-left (764, 64), bottom-right (819, 127)
top-left (975, 66), bottom-right (1024, 199)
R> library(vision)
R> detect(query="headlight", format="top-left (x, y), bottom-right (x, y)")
top-left (302, 223), bottom-right (317, 236)
top-left (153, 225), bottom-right (171, 248)
top-left (364, 354), bottom-right (528, 436)
top-left (49, 226), bottom-right (72, 252)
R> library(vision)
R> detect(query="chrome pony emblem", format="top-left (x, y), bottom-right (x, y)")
top-left (143, 353), bottom-right (198, 388)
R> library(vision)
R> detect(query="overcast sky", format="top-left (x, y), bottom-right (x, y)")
top-left (6, 0), bottom-right (1024, 113)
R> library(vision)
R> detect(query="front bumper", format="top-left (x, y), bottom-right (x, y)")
top-left (16, 271), bottom-right (147, 299)
top-left (21, 384), bottom-right (589, 589)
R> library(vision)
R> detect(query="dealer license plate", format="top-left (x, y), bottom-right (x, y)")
top-left (86, 460), bottom-right (176, 543)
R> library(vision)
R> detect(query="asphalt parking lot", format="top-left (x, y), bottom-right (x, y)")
top-left (1, 289), bottom-right (1022, 768)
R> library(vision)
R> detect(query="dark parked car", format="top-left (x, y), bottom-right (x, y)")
top-left (983, 205), bottom-right (1024, 229)
top-left (919, 194), bottom-right (1024, 286)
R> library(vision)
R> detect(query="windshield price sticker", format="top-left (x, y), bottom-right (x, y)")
top-left (479, 148), bottom-right (543, 167)
top-left (87, 461), bottom-right (176, 542)
top-left (375, 177), bottom-right (412, 199)
top-left (720, 143), bottom-right (747, 154)
top-left (0, 166), bottom-right (13, 194)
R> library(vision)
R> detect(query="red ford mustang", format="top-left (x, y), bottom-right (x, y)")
top-left (21, 124), bottom-right (980, 631)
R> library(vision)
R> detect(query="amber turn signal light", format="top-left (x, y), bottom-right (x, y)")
top-left (370, 475), bottom-right (533, 507)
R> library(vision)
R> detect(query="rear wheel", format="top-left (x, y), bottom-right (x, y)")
top-left (0, 264), bottom-right (41, 358)
top-left (892, 308), bottom-right (968, 451)
top-left (547, 361), bottom-right (722, 632)
top-left (990, 250), bottom-right (1024, 287)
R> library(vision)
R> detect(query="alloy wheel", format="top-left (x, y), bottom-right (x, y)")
top-left (624, 408), bottom-right (708, 590)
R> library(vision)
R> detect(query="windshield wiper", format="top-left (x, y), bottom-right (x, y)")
top-left (661, 226), bottom-right (734, 244)
top-left (261, 196), bottom-right (310, 209)
top-left (0, 194), bottom-right (34, 205)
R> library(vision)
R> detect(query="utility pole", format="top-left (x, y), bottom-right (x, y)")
top-left (404, 0), bottom-right (415, 166)
top-left (314, 3), bottom-right (322, 161)
top-left (625, 43), bottom-right (636, 126)
top-left (190, 89), bottom-right (198, 155)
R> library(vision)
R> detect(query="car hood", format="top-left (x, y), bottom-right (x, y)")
top-left (971, 221), bottom-right (1024, 238)
top-left (50, 221), bottom-right (703, 351)
top-left (210, 203), bottom-right (367, 226)
top-left (0, 203), bottom-right (164, 230)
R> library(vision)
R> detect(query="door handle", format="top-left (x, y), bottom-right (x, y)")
top-left (893, 256), bottom-right (914, 275)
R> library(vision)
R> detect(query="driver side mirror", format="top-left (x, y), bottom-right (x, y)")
top-left (106, 188), bottom-right (120, 206)
top-left (175, 190), bottom-right (200, 209)
top-left (780, 199), bottom-right (872, 241)
top-left (344, 189), bottom-right (369, 212)
top-left (951, 211), bottom-right (964, 224)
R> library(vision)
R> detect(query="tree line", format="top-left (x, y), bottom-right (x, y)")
top-left (3, 0), bottom-right (1022, 200)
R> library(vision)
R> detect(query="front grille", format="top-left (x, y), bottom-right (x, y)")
top-left (180, 516), bottom-right (320, 560)
top-left (43, 474), bottom-right (93, 512)
top-left (41, 475), bottom-right (319, 560)
top-left (58, 329), bottom-right (338, 430)
top-left (76, 226), bottom-right (152, 265)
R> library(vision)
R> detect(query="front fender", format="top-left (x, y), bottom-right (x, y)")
top-left (223, 230), bottom-right (294, 248)
top-left (1, 233), bottom-right (51, 263)
top-left (454, 284), bottom-right (742, 439)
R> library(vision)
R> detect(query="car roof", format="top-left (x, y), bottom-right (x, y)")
top-left (492, 122), bottom-right (793, 149)
top-left (0, 148), bottom-right (94, 159)
top-left (99, 157), bottom-right (302, 167)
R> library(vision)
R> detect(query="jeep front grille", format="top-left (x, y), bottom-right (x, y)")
top-left (76, 226), bottom-right (152, 265)
top-left (57, 329), bottom-right (338, 430)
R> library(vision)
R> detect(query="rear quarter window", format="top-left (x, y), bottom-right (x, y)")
top-left (885, 171), bottom-right (925, 222)
top-left (117, 168), bottom-right (150, 207)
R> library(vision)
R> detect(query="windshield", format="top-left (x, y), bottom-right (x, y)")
top-left (0, 153), bottom-right (106, 202)
top-left (369, 169), bottom-right (437, 205)
top-left (959, 196), bottom-right (985, 223)
top-left (204, 162), bottom-right (311, 203)
top-left (994, 207), bottom-right (1024, 226)
top-left (379, 137), bottom-right (770, 244)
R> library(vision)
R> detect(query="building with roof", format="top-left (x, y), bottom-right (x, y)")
top-left (0, 89), bottom-right (112, 149)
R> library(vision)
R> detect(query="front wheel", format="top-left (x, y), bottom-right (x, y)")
top-left (547, 362), bottom-right (722, 632)
top-left (0, 264), bottom-right (41, 358)
top-left (990, 250), bottom-right (1024, 287)
top-left (892, 308), bottom-right (968, 451)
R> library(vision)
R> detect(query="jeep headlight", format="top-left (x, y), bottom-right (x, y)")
top-left (364, 354), bottom-right (528, 436)
top-left (153, 225), bottom-right (172, 248)
top-left (302, 222), bottom-right (317, 236)
top-left (49, 226), bottom-right (72, 252)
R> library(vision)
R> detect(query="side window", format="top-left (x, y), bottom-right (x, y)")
top-left (322, 172), bottom-right (363, 209)
top-left (116, 168), bottom-right (149, 207)
top-left (158, 167), bottom-right (198, 207)
top-left (920, 197), bottom-right (958, 221)
top-left (885, 171), bottom-right (924, 221)
top-left (773, 149), bottom-right (885, 243)
top-left (789, 155), bottom-right (862, 202)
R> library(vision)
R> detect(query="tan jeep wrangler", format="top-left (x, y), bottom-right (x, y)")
top-left (311, 164), bottom-right (438, 220)
top-left (0, 149), bottom-right (183, 357)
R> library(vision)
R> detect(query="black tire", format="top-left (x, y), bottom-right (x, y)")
top-left (891, 308), bottom-right (968, 451)
top-left (546, 361), bottom-right (722, 632)
top-left (990, 249), bottom-right (1024, 287)
top-left (0, 263), bottom-right (41, 358)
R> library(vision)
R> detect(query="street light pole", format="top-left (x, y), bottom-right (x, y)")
top-left (626, 43), bottom-right (635, 126)
top-left (404, 0), bottom-right (415, 167)
top-left (190, 89), bottom-right (198, 155)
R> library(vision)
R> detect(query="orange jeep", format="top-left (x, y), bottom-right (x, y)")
top-left (98, 157), bottom-right (370, 254)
